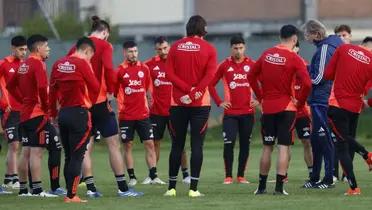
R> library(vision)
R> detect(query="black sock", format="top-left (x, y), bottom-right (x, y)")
top-left (84, 176), bottom-right (97, 192)
top-left (190, 177), bottom-right (198, 191)
top-left (275, 174), bottom-right (286, 192)
top-left (223, 143), bottom-right (234, 178)
top-left (32, 181), bottom-right (43, 194)
top-left (149, 167), bottom-right (158, 180)
top-left (182, 168), bottom-right (189, 179)
top-left (4, 174), bottom-right (12, 184)
top-left (12, 174), bottom-right (19, 184)
top-left (308, 166), bottom-right (313, 179)
top-left (115, 174), bottom-right (128, 192)
top-left (258, 174), bottom-right (268, 191)
top-left (127, 169), bottom-right (136, 180)
top-left (168, 176), bottom-right (177, 190)
top-left (48, 149), bottom-right (61, 191)
top-left (19, 181), bottom-right (28, 194)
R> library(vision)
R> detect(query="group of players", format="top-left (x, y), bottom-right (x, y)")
top-left (0, 15), bottom-right (372, 203)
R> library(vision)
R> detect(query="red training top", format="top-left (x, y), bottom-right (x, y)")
top-left (0, 56), bottom-right (22, 111)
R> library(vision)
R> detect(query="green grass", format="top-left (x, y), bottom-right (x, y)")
top-left (0, 115), bottom-right (372, 210)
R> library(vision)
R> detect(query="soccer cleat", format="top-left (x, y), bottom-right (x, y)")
top-left (142, 177), bottom-right (152, 185)
top-left (182, 176), bottom-right (191, 184)
top-left (302, 181), bottom-right (318, 188)
top-left (0, 186), bottom-right (12, 195)
top-left (118, 188), bottom-right (144, 197)
top-left (86, 190), bottom-right (103, 198)
top-left (315, 181), bottom-right (335, 189)
top-left (128, 178), bottom-right (137, 187)
top-left (188, 190), bottom-right (204, 197)
top-left (11, 181), bottom-right (20, 189)
top-left (223, 177), bottom-right (233, 185)
top-left (333, 176), bottom-right (339, 183)
top-left (64, 196), bottom-right (88, 203)
top-left (1, 183), bottom-right (13, 189)
top-left (33, 191), bottom-right (59, 197)
top-left (49, 187), bottom-right (67, 196)
top-left (163, 188), bottom-right (176, 197)
top-left (18, 192), bottom-right (32, 197)
top-left (151, 177), bottom-right (166, 185)
top-left (237, 177), bottom-right (250, 184)
top-left (365, 152), bottom-right (372, 171)
top-left (344, 187), bottom-right (361, 196)
top-left (254, 188), bottom-right (267, 195)
top-left (273, 189), bottom-right (289, 196)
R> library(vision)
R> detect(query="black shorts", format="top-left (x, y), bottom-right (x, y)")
top-left (119, 118), bottom-right (154, 143)
top-left (150, 114), bottom-right (169, 140)
top-left (295, 116), bottom-right (311, 140)
top-left (1, 111), bottom-right (21, 143)
top-left (261, 111), bottom-right (296, 146)
top-left (20, 116), bottom-right (48, 147)
top-left (90, 101), bottom-right (118, 138)
top-left (223, 114), bottom-right (254, 144)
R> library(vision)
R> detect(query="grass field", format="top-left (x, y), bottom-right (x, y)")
top-left (0, 113), bottom-right (372, 210)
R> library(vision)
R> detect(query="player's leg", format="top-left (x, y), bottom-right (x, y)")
top-left (222, 115), bottom-right (238, 184)
top-left (236, 114), bottom-right (254, 183)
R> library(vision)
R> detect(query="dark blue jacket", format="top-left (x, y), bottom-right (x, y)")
top-left (308, 35), bottom-right (343, 106)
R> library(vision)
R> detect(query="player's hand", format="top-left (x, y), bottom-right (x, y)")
top-left (180, 95), bottom-right (192, 105)
top-left (291, 97), bottom-right (299, 107)
top-left (5, 106), bottom-right (11, 113)
top-left (220, 101), bottom-right (232, 110)
top-left (363, 99), bottom-right (370, 108)
top-left (250, 99), bottom-right (260, 108)
top-left (107, 93), bottom-right (115, 101)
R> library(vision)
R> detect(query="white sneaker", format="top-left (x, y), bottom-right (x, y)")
top-left (342, 177), bottom-right (348, 183)
top-left (18, 192), bottom-right (32, 197)
top-left (151, 177), bottom-right (166, 185)
top-left (11, 182), bottom-right (20, 190)
top-left (128, 178), bottom-right (137, 187)
top-left (141, 177), bottom-right (152, 185)
top-left (1, 183), bottom-right (13, 189)
top-left (333, 176), bottom-right (338, 183)
top-left (182, 176), bottom-right (191, 184)
top-left (33, 191), bottom-right (58, 198)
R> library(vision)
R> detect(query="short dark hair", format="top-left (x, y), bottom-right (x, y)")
top-left (91, 16), bottom-right (110, 32)
top-left (122, 40), bottom-right (137, 49)
top-left (230, 36), bottom-right (245, 46)
top-left (334, 24), bottom-right (351, 34)
top-left (186, 15), bottom-right (207, 37)
top-left (76, 37), bottom-right (95, 52)
top-left (154, 36), bottom-right (167, 45)
top-left (280, 24), bottom-right (299, 39)
top-left (362, 36), bottom-right (372, 44)
top-left (26, 34), bottom-right (48, 52)
top-left (11, 35), bottom-right (27, 47)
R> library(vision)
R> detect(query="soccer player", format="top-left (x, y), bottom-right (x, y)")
top-left (209, 36), bottom-right (257, 184)
top-left (0, 36), bottom-right (27, 190)
top-left (324, 37), bottom-right (372, 195)
top-left (68, 16), bottom-right (142, 197)
top-left (248, 25), bottom-right (311, 195)
top-left (116, 40), bottom-right (164, 186)
top-left (302, 20), bottom-right (343, 189)
top-left (7, 34), bottom-right (57, 197)
top-left (164, 15), bottom-right (217, 197)
top-left (145, 36), bottom-right (190, 184)
top-left (334, 24), bottom-right (352, 44)
top-left (50, 37), bottom-right (100, 203)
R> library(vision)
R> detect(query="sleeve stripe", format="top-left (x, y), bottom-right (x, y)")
top-left (312, 44), bottom-right (328, 85)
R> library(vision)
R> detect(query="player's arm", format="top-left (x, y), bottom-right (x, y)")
top-left (208, 62), bottom-right (225, 106)
top-left (114, 67), bottom-right (123, 98)
top-left (247, 56), bottom-right (263, 102)
top-left (34, 62), bottom-right (49, 114)
top-left (324, 47), bottom-right (340, 81)
top-left (49, 64), bottom-right (59, 118)
top-left (81, 61), bottom-right (100, 102)
top-left (310, 44), bottom-right (335, 85)
top-left (294, 56), bottom-right (312, 108)
top-left (103, 44), bottom-right (117, 95)
top-left (144, 65), bottom-right (153, 107)
top-left (6, 71), bottom-right (22, 103)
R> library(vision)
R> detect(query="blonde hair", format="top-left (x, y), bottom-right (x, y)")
top-left (302, 19), bottom-right (327, 39)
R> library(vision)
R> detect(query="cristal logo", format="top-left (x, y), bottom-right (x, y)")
top-left (57, 61), bottom-right (76, 73)
top-left (177, 42), bottom-right (201, 52)
top-left (233, 73), bottom-right (247, 80)
top-left (265, 53), bottom-right (286, 65)
top-left (348, 49), bottom-right (370, 64)
top-left (129, 80), bottom-right (141, 86)
top-left (18, 63), bottom-right (29, 74)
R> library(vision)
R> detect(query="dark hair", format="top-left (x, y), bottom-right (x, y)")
top-left (186, 15), bottom-right (207, 37)
top-left (26, 34), bottom-right (48, 52)
top-left (76, 37), bottom-right (96, 52)
top-left (230, 35), bottom-right (245, 46)
top-left (91, 16), bottom-right (110, 32)
top-left (280, 24), bottom-right (299, 39)
top-left (334, 24), bottom-right (351, 34)
top-left (295, 40), bottom-right (300, 48)
top-left (362, 36), bottom-right (372, 44)
top-left (154, 36), bottom-right (167, 45)
top-left (122, 40), bottom-right (137, 49)
top-left (11, 35), bottom-right (27, 47)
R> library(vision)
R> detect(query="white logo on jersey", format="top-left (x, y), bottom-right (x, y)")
top-left (9, 68), bottom-right (15, 73)
top-left (57, 61), bottom-right (76, 73)
top-left (153, 79), bottom-right (171, 87)
top-left (138, 71), bottom-right (144, 78)
top-left (233, 73), bottom-right (247, 80)
top-left (243, 65), bottom-right (250, 72)
top-left (125, 87), bottom-right (132, 95)
top-left (123, 73), bottom-right (130, 78)
top-left (294, 85), bottom-right (301, 90)
top-left (227, 67), bottom-right (234, 72)
top-left (348, 49), bottom-right (371, 64)
top-left (157, 72), bottom-right (166, 78)
top-left (129, 80), bottom-right (142, 86)
top-left (177, 42), bottom-right (201, 52)
top-left (153, 66), bottom-right (160, 71)
top-left (18, 63), bottom-right (29, 74)
top-left (265, 53), bottom-right (286, 65)
top-left (229, 81), bottom-right (250, 89)
top-left (124, 87), bottom-right (145, 95)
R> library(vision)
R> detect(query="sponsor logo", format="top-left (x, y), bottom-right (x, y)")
top-left (153, 66), bottom-right (160, 71)
top-left (348, 49), bottom-right (371, 64)
top-left (264, 136), bottom-right (275, 142)
top-left (153, 79), bottom-right (172, 87)
top-left (124, 87), bottom-right (145, 95)
top-left (233, 73), bottom-right (247, 80)
top-left (157, 72), bottom-right (166, 78)
top-left (57, 61), bottom-right (76, 73)
top-left (138, 71), bottom-right (144, 78)
top-left (22, 137), bottom-right (28, 143)
top-left (265, 53), bottom-right (286, 65)
top-left (227, 67), bottom-right (234, 72)
top-left (18, 63), bottom-right (29, 74)
top-left (129, 80), bottom-right (142, 86)
top-left (177, 42), bottom-right (201, 52)
top-left (243, 65), bottom-right (250, 72)
top-left (229, 81), bottom-right (250, 89)
top-left (121, 134), bottom-right (127, 139)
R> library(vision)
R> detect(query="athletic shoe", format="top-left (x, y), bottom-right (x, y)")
top-left (302, 180), bottom-right (318, 188)
top-left (151, 177), bottom-right (166, 185)
top-left (142, 177), bottom-right (152, 185)
top-left (118, 188), bottom-right (143, 197)
top-left (18, 192), bottom-right (32, 197)
top-left (1, 183), bottom-right (13, 189)
top-left (86, 190), bottom-right (103, 198)
top-left (64, 196), bottom-right (88, 203)
top-left (315, 181), bottom-right (335, 189)
top-left (342, 176), bottom-right (348, 183)
top-left (12, 181), bottom-right (20, 189)
top-left (333, 176), bottom-right (339, 183)
top-left (78, 182), bottom-right (86, 188)
top-left (49, 187), bottom-right (67, 196)
top-left (0, 186), bottom-right (12, 195)
top-left (365, 152), bottom-right (372, 171)
top-left (236, 176), bottom-right (250, 184)
top-left (33, 191), bottom-right (59, 197)
top-left (273, 189), bottom-right (289, 196)
top-left (254, 188), bottom-right (267, 195)
top-left (128, 178), bottom-right (137, 187)
top-left (223, 177), bottom-right (233, 184)
top-left (344, 187), bottom-right (361, 196)
top-left (188, 190), bottom-right (204, 197)
top-left (182, 176), bottom-right (191, 184)
top-left (163, 188), bottom-right (176, 197)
